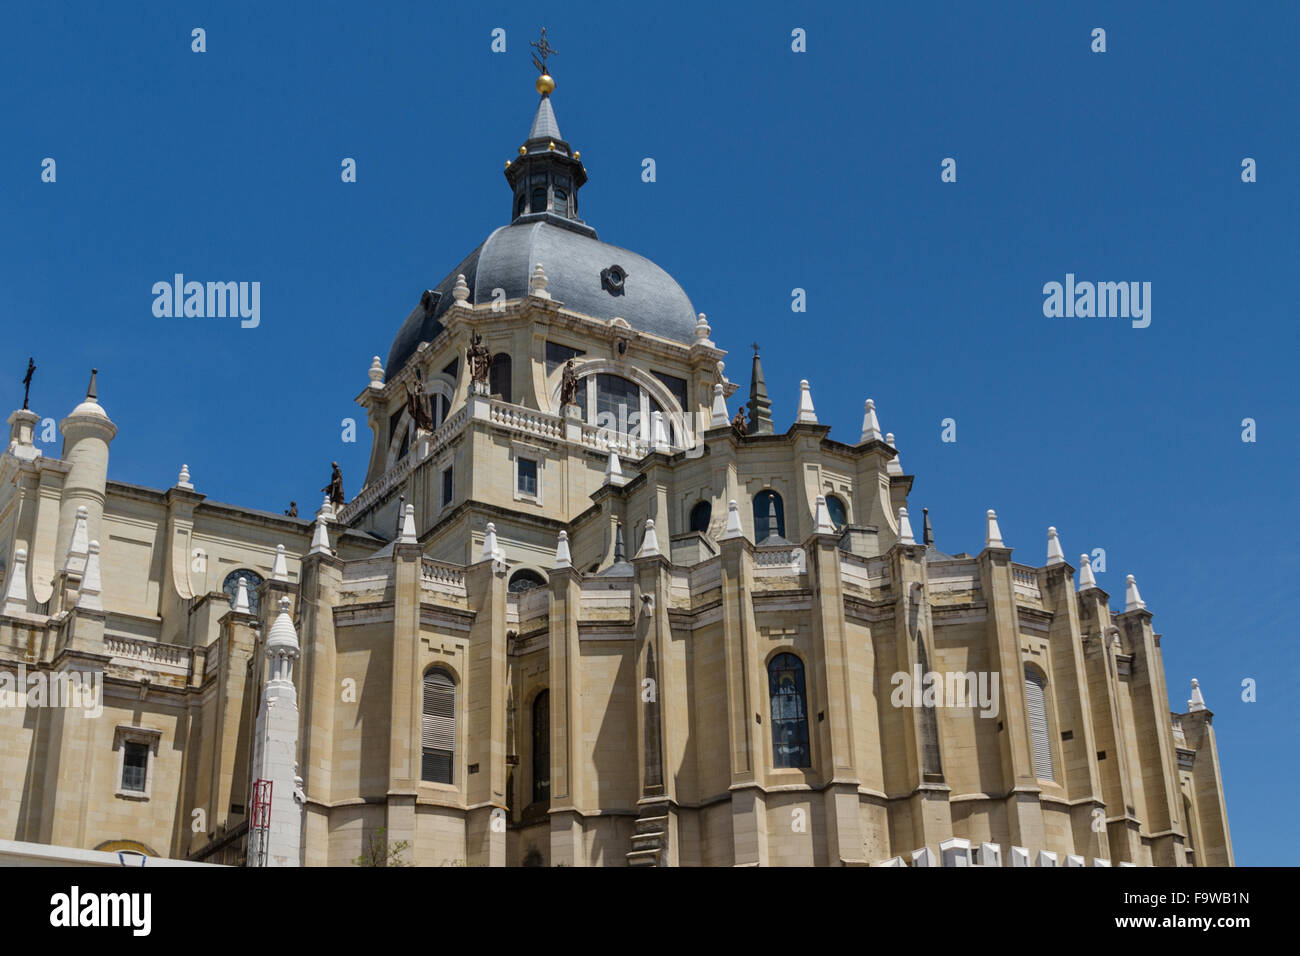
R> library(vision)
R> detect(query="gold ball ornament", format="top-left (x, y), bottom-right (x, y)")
top-left (536, 73), bottom-right (555, 95)
top-left (518, 146), bottom-right (527, 156)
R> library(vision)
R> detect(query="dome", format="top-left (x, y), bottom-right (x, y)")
top-left (387, 221), bottom-right (698, 381)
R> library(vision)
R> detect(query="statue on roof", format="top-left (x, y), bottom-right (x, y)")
top-left (731, 408), bottom-right (747, 437)
top-left (559, 358), bottom-right (580, 407)
top-left (467, 333), bottom-right (492, 391)
top-left (322, 462), bottom-right (345, 510)
top-left (406, 367), bottom-right (435, 433)
top-left (21, 358), bottom-right (35, 410)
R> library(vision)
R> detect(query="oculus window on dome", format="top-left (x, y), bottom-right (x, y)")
top-left (600, 264), bottom-right (627, 296)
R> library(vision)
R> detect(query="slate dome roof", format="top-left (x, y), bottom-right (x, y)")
top-left (385, 78), bottom-right (698, 382)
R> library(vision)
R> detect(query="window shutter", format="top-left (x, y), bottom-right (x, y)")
top-left (422, 671), bottom-right (455, 783)
top-left (1024, 670), bottom-right (1054, 781)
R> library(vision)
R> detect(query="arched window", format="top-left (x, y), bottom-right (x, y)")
top-left (768, 653), bottom-right (810, 768)
top-left (509, 568), bottom-right (547, 593)
top-left (753, 490), bottom-right (785, 543)
top-left (825, 494), bottom-right (848, 531)
top-left (222, 569), bottom-right (264, 616)
top-left (574, 373), bottom-right (676, 446)
top-left (421, 668), bottom-right (456, 784)
top-left (531, 187), bottom-right (546, 215)
top-left (515, 192), bottom-right (526, 219)
top-left (688, 501), bottom-right (712, 533)
top-left (489, 354), bottom-right (512, 403)
top-left (1024, 667), bottom-right (1054, 781)
top-left (552, 187), bottom-right (567, 215)
top-left (532, 690), bottom-right (550, 803)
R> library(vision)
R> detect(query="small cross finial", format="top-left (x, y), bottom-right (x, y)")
top-left (21, 357), bottom-right (35, 410)
top-left (530, 27), bottom-right (557, 74)
top-left (751, 342), bottom-right (760, 356)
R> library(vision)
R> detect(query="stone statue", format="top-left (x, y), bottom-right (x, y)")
top-left (467, 333), bottom-right (492, 388)
top-left (284, 501), bottom-right (298, 518)
top-left (322, 462), bottom-right (345, 509)
top-left (21, 357), bottom-right (35, 411)
top-left (559, 358), bottom-right (579, 407)
top-left (731, 408), bottom-right (747, 437)
top-left (406, 368), bottom-right (435, 433)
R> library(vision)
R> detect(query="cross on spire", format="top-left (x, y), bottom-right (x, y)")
top-left (530, 27), bottom-right (557, 74)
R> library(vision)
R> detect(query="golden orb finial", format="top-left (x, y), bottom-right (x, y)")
top-left (535, 73), bottom-right (555, 95)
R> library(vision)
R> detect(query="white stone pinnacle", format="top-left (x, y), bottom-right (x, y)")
top-left (3, 547), bottom-right (28, 614)
top-left (529, 263), bottom-right (550, 298)
top-left (720, 499), bottom-right (744, 540)
top-left (1077, 553), bottom-right (1097, 591)
top-left (554, 530), bottom-right (572, 569)
top-left (78, 541), bottom-right (104, 611)
top-left (399, 503), bottom-right (418, 545)
top-left (1125, 574), bottom-right (1146, 611)
top-left (710, 383), bottom-right (729, 428)
top-left (63, 506), bottom-right (89, 574)
top-left (885, 433), bottom-right (902, 475)
top-left (309, 514), bottom-right (331, 555)
top-left (604, 448), bottom-right (625, 486)
top-left (319, 494), bottom-right (335, 520)
top-left (176, 463), bottom-right (193, 490)
top-left (814, 495), bottom-right (836, 535)
top-left (452, 273), bottom-right (471, 306)
top-left (651, 410), bottom-right (670, 451)
top-left (1188, 678), bottom-right (1207, 713)
top-left (897, 507), bottom-right (915, 545)
top-left (985, 509), bottom-right (1005, 549)
top-left (1046, 526), bottom-right (1065, 566)
top-left (796, 379), bottom-right (818, 425)
top-left (637, 519), bottom-right (661, 558)
top-left (695, 312), bottom-right (713, 347)
top-left (234, 576), bottom-right (251, 614)
top-left (271, 544), bottom-right (289, 582)
top-left (859, 398), bottom-right (883, 443)
top-left (368, 356), bottom-right (384, 387)
top-left (481, 522), bottom-right (500, 563)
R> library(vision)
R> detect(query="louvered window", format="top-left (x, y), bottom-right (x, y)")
top-left (1024, 668), bottom-right (1054, 781)
top-left (421, 669), bottom-right (455, 784)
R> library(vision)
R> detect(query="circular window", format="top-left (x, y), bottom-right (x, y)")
top-left (223, 569), bottom-right (265, 615)
top-left (600, 265), bottom-right (627, 296)
top-left (825, 495), bottom-right (848, 531)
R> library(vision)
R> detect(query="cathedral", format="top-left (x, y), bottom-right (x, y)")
top-left (0, 65), bottom-right (1232, 868)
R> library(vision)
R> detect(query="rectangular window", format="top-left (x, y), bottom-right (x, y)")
top-left (122, 742), bottom-right (148, 792)
top-left (518, 457), bottom-right (538, 497)
top-left (442, 467), bottom-right (453, 509)
top-left (545, 341), bottom-right (585, 374)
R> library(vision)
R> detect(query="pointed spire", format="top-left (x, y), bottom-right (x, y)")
top-left (1077, 553), bottom-right (1097, 591)
top-left (399, 503), bottom-right (418, 545)
top-left (1046, 526), bottom-right (1065, 566)
top-left (528, 93), bottom-right (563, 141)
top-left (897, 507), bottom-right (915, 545)
top-left (1188, 678), bottom-right (1207, 713)
top-left (3, 547), bottom-right (28, 614)
top-left (77, 540), bottom-right (104, 611)
top-left (271, 544), bottom-right (289, 582)
top-left (319, 494), bottom-right (335, 521)
top-left (814, 495), bottom-right (835, 535)
top-left (481, 522), bottom-right (500, 563)
top-left (1124, 574), bottom-right (1146, 611)
top-left (265, 597), bottom-right (300, 671)
top-left (796, 380), bottom-right (818, 425)
top-left (922, 508), bottom-right (934, 546)
top-left (746, 345), bottom-right (773, 435)
top-left (309, 513), bottom-right (331, 555)
top-left (710, 383), bottom-right (729, 428)
top-left (885, 433), bottom-right (903, 475)
top-left (63, 505), bottom-right (89, 574)
top-left (637, 519), bottom-right (661, 558)
top-left (613, 522), bottom-right (626, 563)
top-left (859, 399), bottom-right (883, 443)
top-left (720, 499), bottom-right (744, 540)
top-left (233, 576), bottom-right (251, 614)
top-left (985, 509), bottom-right (1005, 549)
top-left (85, 368), bottom-right (98, 402)
top-left (554, 530), bottom-right (572, 568)
top-left (529, 263), bottom-right (550, 299)
top-left (604, 447), bottom-right (625, 486)
top-left (176, 464), bottom-right (193, 490)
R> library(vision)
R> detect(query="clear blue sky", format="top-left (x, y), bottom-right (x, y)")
top-left (2, 2), bottom-right (1294, 864)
